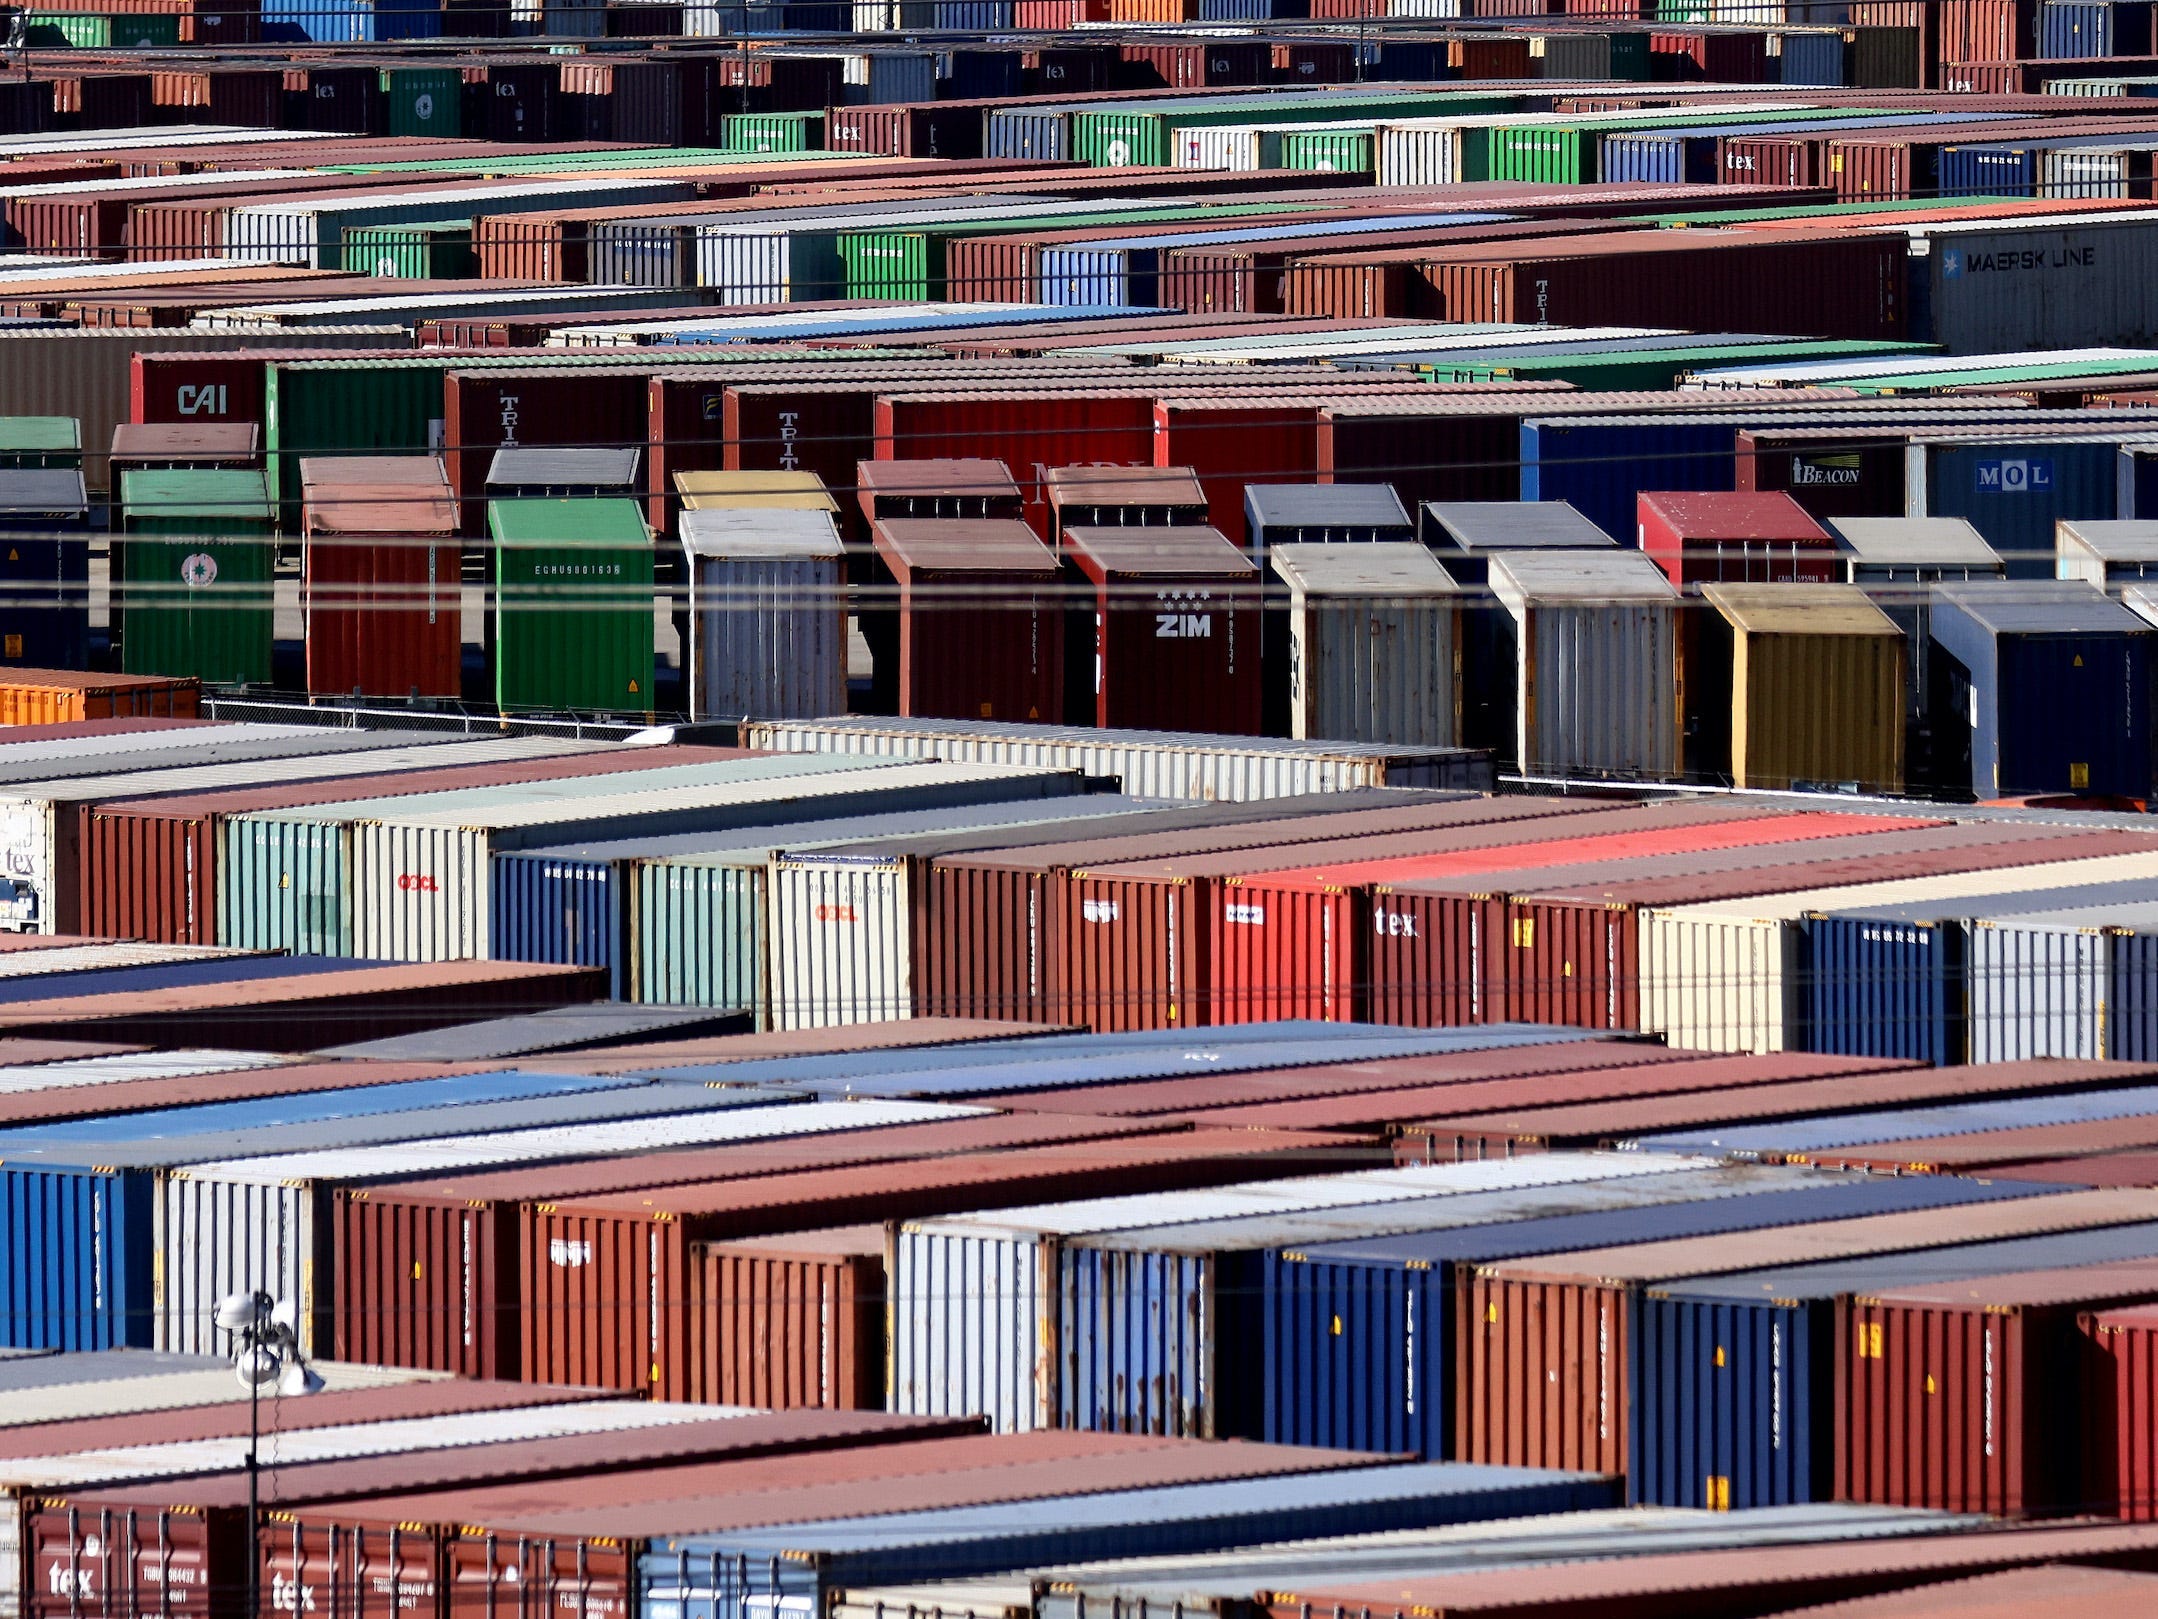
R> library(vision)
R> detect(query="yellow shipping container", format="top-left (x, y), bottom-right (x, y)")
top-left (1704, 583), bottom-right (1906, 795)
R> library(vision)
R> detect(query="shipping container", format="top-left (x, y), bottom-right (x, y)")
top-left (489, 498), bottom-right (655, 718)
top-left (1270, 544), bottom-right (1460, 748)
top-left (0, 671), bottom-right (198, 729)
top-left (873, 519), bottom-right (1061, 726)
top-left (1245, 484), bottom-right (1415, 554)
top-left (2058, 517), bottom-right (2158, 585)
top-left (300, 456), bottom-right (460, 701)
top-left (680, 506), bottom-right (846, 724)
top-left (1045, 467), bottom-right (1209, 551)
top-left (1065, 526), bottom-right (1259, 735)
top-left (0, 471), bottom-right (89, 674)
top-left (108, 424), bottom-right (258, 479)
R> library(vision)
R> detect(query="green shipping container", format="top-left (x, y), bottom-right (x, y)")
top-left (380, 68), bottom-right (462, 138)
top-left (26, 12), bottom-right (180, 46)
top-left (723, 114), bottom-right (822, 155)
top-left (0, 416), bottom-right (81, 469)
top-left (839, 232), bottom-right (936, 302)
top-left (634, 857), bottom-right (767, 1016)
top-left (1274, 130), bottom-right (1375, 175)
top-left (1488, 125), bottom-right (1597, 185)
top-left (489, 498), bottom-right (654, 717)
top-left (118, 467), bottom-right (275, 687)
top-left (1072, 91), bottom-right (1495, 169)
top-left (341, 221), bottom-right (475, 281)
top-left (219, 816), bottom-right (349, 955)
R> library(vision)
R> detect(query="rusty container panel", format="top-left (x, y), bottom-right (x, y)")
top-left (445, 368), bottom-right (650, 536)
top-left (334, 1184), bottom-right (517, 1380)
top-left (697, 1226), bottom-right (885, 1410)
top-left (1064, 868), bottom-right (1203, 1032)
top-left (1459, 1273), bottom-right (1632, 1476)
top-left (28, 1501), bottom-right (239, 1619)
top-left (2085, 1302), bottom-right (2158, 1519)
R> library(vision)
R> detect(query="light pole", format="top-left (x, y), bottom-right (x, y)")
top-left (216, 1292), bottom-right (324, 1619)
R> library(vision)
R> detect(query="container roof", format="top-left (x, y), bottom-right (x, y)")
top-left (299, 455), bottom-right (446, 490)
top-left (486, 446), bottom-right (640, 488)
top-left (682, 506), bottom-right (844, 560)
top-left (112, 422), bottom-right (258, 460)
top-left (1269, 543), bottom-right (1457, 597)
top-left (1045, 466), bottom-right (1208, 509)
top-left (2059, 519), bottom-right (2158, 564)
top-left (1703, 583), bottom-right (1902, 638)
top-left (0, 415), bottom-right (79, 452)
top-left (1063, 526), bottom-right (1254, 579)
top-left (1638, 490), bottom-right (1829, 540)
top-left (1826, 516), bottom-right (2002, 569)
top-left (675, 469), bottom-right (841, 513)
top-left (488, 497), bottom-right (650, 546)
top-left (118, 466), bottom-right (269, 519)
top-left (1491, 549), bottom-right (1678, 602)
top-left (859, 458), bottom-right (1019, 499)
top-left (1935, 578), bottom-right (2152, 636)
top-left (1245, 483), bottom-right (1412, 529)
top-left (0, 468), bottom-right (87, 514)
top-left (873, 518), bottom-right (1056, 574)
top-left (1422, 501), bottom-right (1616, 552)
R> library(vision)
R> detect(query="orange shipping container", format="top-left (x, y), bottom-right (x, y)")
top-left (0, 669), bottom-right (198, 726)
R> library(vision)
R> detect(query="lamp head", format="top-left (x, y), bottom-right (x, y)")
top-left (234, 1346), bottom-right (280, 1390)
top-left (214, 1291), bottom-right (268, 1334)
top-left (277, 1361), bottom-right (326, 1398)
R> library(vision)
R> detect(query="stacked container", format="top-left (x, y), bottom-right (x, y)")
top-left (116, 467), bottom-right (274, 687)
top-left (1269, 543), bottom-right (1459, 747)
top-left (681, 506), bottom-right (848, 723)
top-left (1245, 484), bottom-right (1414, 555)
top-left (1637, 491), bottom-right (1839, 590)
top-left (0, 469), bottom-right (90, 672)
top-left (2057, 519), bottom-right (2158, 587)
top-left (300, 455), bottom-right (461, 700)
top-left (871, 518), bottom-right (1061, 725)
top-left (488, 498), bottom-right (655, 718)
top-left (1064, 526), bottom-right (1259, 734)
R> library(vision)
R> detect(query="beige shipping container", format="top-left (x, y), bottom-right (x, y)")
top-left (1640, 850), bottom-right (2158, 1054)
top-left (1269, 542), bottom-right (1460, 748)
top-left (1702, 583), bottom-right (1906, 794)
top-left (765, 853), bottom-right (912, 1029)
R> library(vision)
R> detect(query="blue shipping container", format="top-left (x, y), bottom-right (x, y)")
top-left (1920, 439), bottom-right (2123, 578)
top-left (985, 108), bottom-right (1069, 162)
top-left (1633, 1216), bottom-right (2158, 1511)
top-left (1634, 1081), bottom-right (2158, 1160)
top-left (1938, 144), bottom-right (2040, 197)
top-left (0, 1163), bottom-right (154, 1348)
top-left (1779, 32), bottom-right (1848, 85)
top-left (940, 49), bottom-right (1024, 101)
top-left (0, 953), bottom-right (379, 1007)
top-left (638, 1464), bottom-right (1622, 1619)
top-left (0, 470), bottom-right (90, 672)
top-left (2040, 0), bottom-right (2151, 56)
top-left (933, 2), bottom-right (1014, 25)
top-left (1520, 419), bottom-right (1738, 545)
top-left (1928, 579), bottom-right (2153, 800)
top-left (1260, 1171), bottom-right (2054, 1461)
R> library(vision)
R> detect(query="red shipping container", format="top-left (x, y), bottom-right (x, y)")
top-left (1452, 37), bottom-right (1535, 77)
top-left (2085, 1301), bottom-right (2158, 1518)
top-left (1637, 490), bottom-right (1838, 589)
top-left (133, 347), bottom-right (414, 431)
top-left (300, 458), bottom-right (461, 700)
top-left (1065, 525), bottom-right (1260, 734)
top-left (1838, 1260), bottom-right (2158, 1516)
top-left (874, 393), bottom-right (1158, 538)
top-left (444, 366), bottom-right (651, 536)
top-left (1153, 399), bottom-right (1324, 539)
top-left (873, 518), bottom-right (1062, 724)
top-left (1207, 809), bottom-right (1920, 1027)
top-left (697, 1225), bottom-right (885, 1410)
top-left (1017, 0), bottom-right (1107, 19)
top-left (1719, 134), bottom-right (1820, 188)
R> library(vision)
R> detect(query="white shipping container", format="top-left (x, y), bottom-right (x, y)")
top-left (157, 1097), bottom-right (981, 1354)
top-left (1491, 551), bottom-right (1682, 781)
top-left (1375, 124), bottom-right (1464, 188)
top-left (1640, 851), bottom-right (2158, 1054)
top-left (0, 1048), bottom-right (282, 1096)
top-left (1176, 126), bottom-right (1263, 172)
top-left (694, 230), bottom-right (802, 303)
top-left (890, 1153), bottom-right (1704, 1430)
top-left (1271, 542), bottom-right (1460, 747)
top-left (765, 854), bottom-right (911, 1028)
top-left (682, 507), bottom-right (849, 723)
top-left (741, 719), bottom-right (1493, 799)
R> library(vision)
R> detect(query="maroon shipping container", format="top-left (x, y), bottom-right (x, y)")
top-left (0, 962), bottom-right (605, 1050)
top-left (520, 1126), bottom-right (1366, 1397)
top-left (873, 394), bottom-right (1158, 538)
top-left (2085, 1301), bottom-right (2158, 1519)
top-left (1064, 525), bottom-right (1259, 734)
top-left (1152, 399), bottom-right (1325, 539)
top-left (698, 1225), bottom-right (885, 1410)
top-left (131, 346), bottom-right (452, 433)
top-left (333, 1110), bottom-right (1160, 1380)
top-left (300, 459), bottom-right (461, 700)
top-left (1257, 1523), bottom-right (2158, 1618)
top-left (1453, 37), bottom-right (1534, 77)
top-left (1395, 1058), bottom-right (2144, 1163)
top-left (1999, 1153), bottom-right (2158, 1188)
top-left (1838, 1259), bottom-right (2158, 1515)
top-left (915, 796), bottom-right (1612, 1026)
top-left (872, 518), bottom-right (1062, 724)
top-left (857, 458), bottom-right (1024, 525)
top-left (1651, 28), bottom-right (1771, 80)
top-left (1801, 1115), bottom-right (2158, 1174)
top-left (1737, 426), bottom-right (1919, 520)
top-left (80, 745), bottom-right (744, 945)
top-left (1719, 135), bottom-right (1821, 188)
top-left (1637, 490), bottom-right (1838, 588)
top-left (1045, 466), bottom-right (1209, 548)
top-left (444, 366), bottom-right (651, 536)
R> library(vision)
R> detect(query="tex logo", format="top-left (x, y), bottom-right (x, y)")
top-left (272, 1574), bottom-right (318, 1612)
top-left (1976, 458), bottom-right (2052, 493)
top-left (47, 1540), bottom-right (98, 1598)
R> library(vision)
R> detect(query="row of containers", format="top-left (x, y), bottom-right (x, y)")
top-left (34, 996), bottom-right (2158, 1534)
top-left (17, 706), bottom-right (2158, 1047)
top-left (17, 1356), bottom-right (2151, 1619)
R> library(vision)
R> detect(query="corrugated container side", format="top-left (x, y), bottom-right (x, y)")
top-left (218, 817), bottom-right (348, 955)
top-left (635, 860), bottom-right (768, 1021)
top-left (335, 1186), bottom-right (512, 1379)
top-left (493, 853), bottom-right (624, 1001)
top-left (352, 821), bottom-right (489, 963)
top-left (0, 1165), bottom-right (152, 1350)
top-left (157, 1172), bottom-right (320, 1356)
top-left (696, 1237), bottom-right (884, 1409)
top-left (1967, 918), bottom-right (2108, 1062)
top-left (765, 858), bottom-right (911, 1030)
top-left (1459, 1273), bottom-right (1630, 1474)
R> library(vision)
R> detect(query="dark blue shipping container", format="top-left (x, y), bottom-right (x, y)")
top-left (0, 1163), bottom-right (154, 1348)
top-left (0, 952), bottom-right (381, 1006)
top-left (1373, 42), bottom-right (1452, 81)
top-left (1779, 32), bottom-right (1848, 85)
top-left (1632, 1217), bottom-right (2158, 1511)
top-left (1937, 143), bottom-right (2040, 197)
top-left (639, 1464), bottom-right (1620, 1619)
top-left (1929, 579), bottom-right (2153, 800)
top-left (1260, 1170), bottom-right (2055, 1462)
top-left (492, 850), bottom-right (625, 997)
top-left (985, 107), bottom-right (1070, 162)
top-left (2041, 0), bottom-right (2154, 56)
top-left (1919, 438), bottom-right (2123, 578)
top-left (1634, 1081), bottom-right (2158, 1161)
top-left (0, 469), bottom-right (89, 671)
top-left (932, 1), bottom-right (1013, 25)
top-left (1809, 878), bottom-right (2158, 1064)
top-left (1520, 418), bottom-right (1737, 545)
top-left (1197, 0), bottom-right (1274, 17)
top-left (939, 49), bottom-right (1024, 102)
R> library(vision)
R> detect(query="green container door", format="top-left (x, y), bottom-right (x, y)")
top-left (839, 232), bottom-right (936, 301)
top-left (341, 221), bottom-right (475, 280)
top-left (1074, 112), bottom-right (1167, 168)
top-left (0, 417), bottom-right (81, 469)
top-left (118, 468), bottom-right (275, 687)
top-left (490, 498), bottom-right (655, 717)
top-left (265, 360), bottom-right (452, 526)
top-left (723, 114), bottom-right (822, 154)
top-left (1275, 130), bottom-right (1375, 175)
top-left (634, 860), bottom-right (766, 1016)
top-left (219, 817), bottom-right (350, 955)
top-left (381, 68), bottom-right (461, 138)
top-left (25, 13), bottom-right (104, 45)
top-left (1491, 126), bottom-right (1592, 184)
